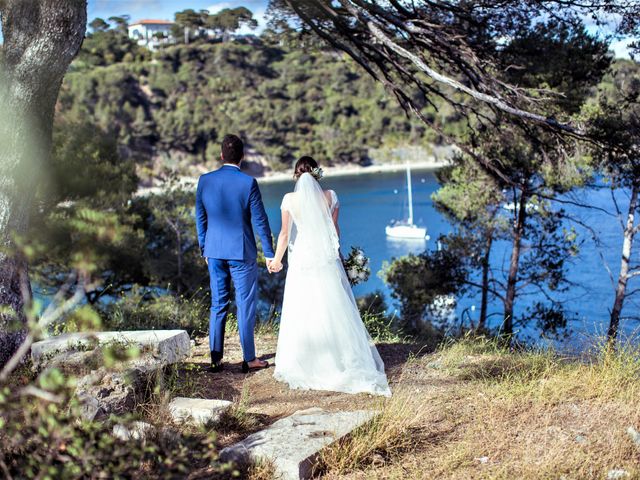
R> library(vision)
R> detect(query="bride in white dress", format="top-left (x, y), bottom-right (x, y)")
top-left (267, 156), bottom-right (391, 397)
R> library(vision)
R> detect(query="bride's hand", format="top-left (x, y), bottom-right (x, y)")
top-left (269, 260), bottom-right (283, 273)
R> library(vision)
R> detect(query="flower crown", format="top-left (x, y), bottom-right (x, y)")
top-left (311, 167), bottom-right (324, 180)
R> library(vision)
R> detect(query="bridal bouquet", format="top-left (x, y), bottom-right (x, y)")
top-left (343, 246), bottom-right (371, 286)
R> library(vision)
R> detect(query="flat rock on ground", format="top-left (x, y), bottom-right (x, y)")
top-left (168, 397), bottom-right (232, 425)
top-left (220, 407), bottom-right (377, 480)
top-left (31, 330), bottom-right (192, 421)
top-left (31, 330), bottom-right (190, 367)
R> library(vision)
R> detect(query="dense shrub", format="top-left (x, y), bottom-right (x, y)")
top-left (0, 371), bottom-right (227, 479)
top-left (102, 289), bottom-right (209, 335)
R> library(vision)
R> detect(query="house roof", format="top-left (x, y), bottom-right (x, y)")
top-left (130, 19), bottom-right (174, 26)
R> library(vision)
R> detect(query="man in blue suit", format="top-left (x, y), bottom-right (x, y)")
top-left (195, 134), bottom-right (278, 373)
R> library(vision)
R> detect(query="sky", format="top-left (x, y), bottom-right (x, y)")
top-left (88, 0), bottom-right (633, 58)
top-left (0, 1), bottom-right (634, 57)
top-left (89, 0), bottom-right (270, 34)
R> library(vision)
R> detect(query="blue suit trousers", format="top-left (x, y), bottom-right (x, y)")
top-left (208, 258), bottom-right (258, 362)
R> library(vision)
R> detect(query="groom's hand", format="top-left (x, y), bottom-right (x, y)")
top-left (269, 260), bottom-right (283, 273)
top-left (265, 258), bottom-right (273, 273)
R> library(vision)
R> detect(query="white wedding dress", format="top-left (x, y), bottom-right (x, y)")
top-left (273, 173), bottom-right (391, 397)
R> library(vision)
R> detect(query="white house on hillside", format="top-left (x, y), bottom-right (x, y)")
top-left (128, 19), bottom-right (174, 50)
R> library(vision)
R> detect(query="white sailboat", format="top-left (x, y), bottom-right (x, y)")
top-left (386, 164), bottom-right (428, 240)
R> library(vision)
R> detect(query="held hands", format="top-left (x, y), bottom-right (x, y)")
top-left (266, 259), bottom-right (283, 274)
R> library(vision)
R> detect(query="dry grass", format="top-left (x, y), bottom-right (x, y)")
top-left (240, 458), bottom-right (279, 480)
top-left (318, 336), bottom-right (640, 480)
top-left (213, 382), bottom-right (268, 445)
top-left (314, 391), bottom-right (426, 476)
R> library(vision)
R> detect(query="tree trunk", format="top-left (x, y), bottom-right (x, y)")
top-left (503, 191), bottom-right (528, 337)
top-left (608, 182), bottom-right (639, 341)
top-left (478, 234), bottom-right (493, 331)
top-left (0, 0), bottom-right (87, 366)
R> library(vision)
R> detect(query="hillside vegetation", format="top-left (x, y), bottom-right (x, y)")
top-left (57, 40), bottom-right (457, 181)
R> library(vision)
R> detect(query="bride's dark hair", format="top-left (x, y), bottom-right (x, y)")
top-left (294, 156), bottom-right (319, 180)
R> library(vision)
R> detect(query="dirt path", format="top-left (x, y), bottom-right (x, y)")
top-left (174, 331), bottom-right (431, 423)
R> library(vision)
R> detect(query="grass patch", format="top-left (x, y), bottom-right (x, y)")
top-left (362, 311), bottom-right (407, 343)
top-left (435, 334), bottom-right (640, 404)
top-left (214, 384), bottom-right (263, 436)
top-left (314, 391), bottom-right (427, 476)
top-left (226, 313), bottom-right (280, 337)
top-left (317, 336), bottom-right (640, 479)
top-left (162, 362), bottom-right (203, 398)
top-left (232, 458), bottom-right (278, 480)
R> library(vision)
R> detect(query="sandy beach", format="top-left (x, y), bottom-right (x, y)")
top-left (255, 157), bottom-right (451, 184)
top-left (136, 157), bottom-right (451, 197)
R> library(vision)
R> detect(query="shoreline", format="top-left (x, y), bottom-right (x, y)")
top-left (255, 158), bottom-right (450, 184)
top-left (135, 159), bottom-right (450, 197)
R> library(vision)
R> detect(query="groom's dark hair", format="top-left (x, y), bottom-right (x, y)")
top-left (221, 134), bottom-right (244, 164)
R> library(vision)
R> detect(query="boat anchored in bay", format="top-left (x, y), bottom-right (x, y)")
top-left (386, 163), bottom-right (429, 240)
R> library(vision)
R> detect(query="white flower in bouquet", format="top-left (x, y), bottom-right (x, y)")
top-left (343, 246), bottom-right (371, 286)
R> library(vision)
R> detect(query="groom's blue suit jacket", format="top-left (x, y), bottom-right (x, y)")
top-left (195, 165), bottom-right (275, 261)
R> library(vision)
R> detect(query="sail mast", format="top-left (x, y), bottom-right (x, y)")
top-left (407, 163), bottom-right (414, 225)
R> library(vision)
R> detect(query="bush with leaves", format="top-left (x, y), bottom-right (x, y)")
top-left (0, 369), bottom-right (228, 478)
top-left (101, 288), bottom-right (209, 335)
top-left (382, 250), bottom-right (467, 332)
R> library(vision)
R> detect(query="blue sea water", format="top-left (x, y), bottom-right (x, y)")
top-left (259, 168), bottom-right (640, 344)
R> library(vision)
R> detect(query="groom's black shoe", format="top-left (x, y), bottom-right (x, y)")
top-left (209, 351), bottom-right (224, 373)
top-left (241, 358), bottom-right (270, 373)
top-left (209, 359), bottom-right (224, 373)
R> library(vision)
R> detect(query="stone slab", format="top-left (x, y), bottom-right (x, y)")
top-left (168, 397), bottom-right (232, 425)
top-left (220, 407), bottom-right (377, 479)
top-left (31, 330), bottom-right (190, 367)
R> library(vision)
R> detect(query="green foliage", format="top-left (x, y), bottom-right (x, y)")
top-left (356, 291), bottom-right (406, 342)
top-left (60, 305), bottom-right (103, 333)
top-left (50, 120), bottom-right (138, 207)
top-left (207, 7), bottom-right (258, 37)
top-left (433, 157), bottom-right (503, 226)
top-left (78, 16), bottom-right (147, 68)
top-left (382, 250), bottom-right (466, 330)
top-left (172, 8), bottom-right (209, 42)
top-left (134, 185), bottom-right (208, 296)
top-left (102, 289), bottom-right (209, 335)
top-left (424, 20), bottom-right (608, 338)
top-left (31, 201), bottom-right (145, 302)
top-left (586, 59), bottom-right (640, 186)
top-left (214, 385), bottom-right (261, 434)
top-left (499, 20), bottom-right (611, 115)
top-left (0, 380), bottom-right (227, 478)
top-left (361, 312), bottom-right (405, 343)
top-left (356, 290), bottom-right (388, 318)
top-left (58, 41), bottom-right (439, 180)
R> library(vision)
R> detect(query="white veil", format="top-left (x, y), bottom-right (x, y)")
top-left (286, 173), bottom-right (340, 267)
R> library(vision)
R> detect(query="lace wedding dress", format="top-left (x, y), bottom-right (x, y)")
top-left (273, 173), bottom-right (391, 397)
